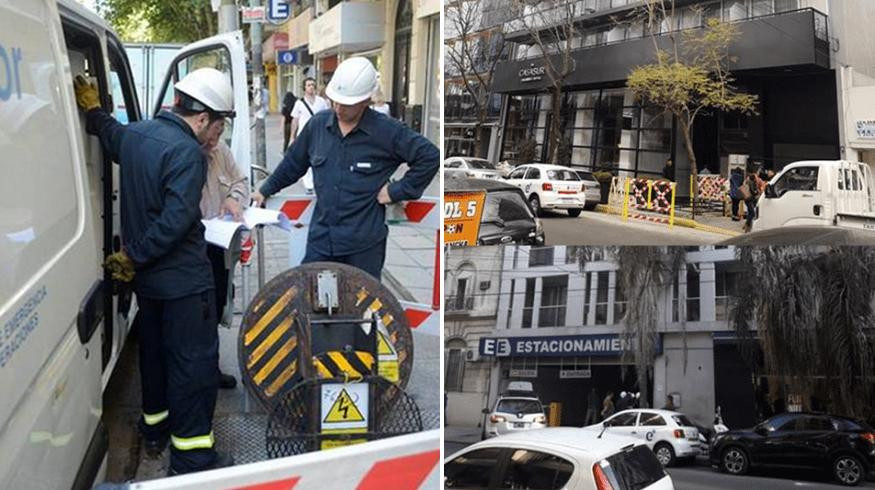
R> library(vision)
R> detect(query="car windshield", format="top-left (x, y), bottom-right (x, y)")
top-left (466, 159), bottom-right (496, 170)
top-left (546, 169), bottom-right (580, 181)
top-left (600, 445), bottom-right (667, 490)
top-left (496, 399), bottom-right (542, 414)
top-left (482, 191), bottom-right (534, 224)
top-left (672, 415), bottom-right (694, 427)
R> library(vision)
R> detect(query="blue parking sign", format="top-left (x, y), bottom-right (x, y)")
top-left (278, 50), bottom-right (298, 65)
top-left (268, 0), bottom-right (290, 22)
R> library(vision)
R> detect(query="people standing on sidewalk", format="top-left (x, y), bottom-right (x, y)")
top-left (200, 128), bottom-right (249, 390)
top-left (742, 171), bottom-right (763, 233)
top-left (616, 391), bottom-right (629, 412)
top-left (584, 388), bottom-right (600, 425)
top-left (601, 392), bottom-right (615, 421)
top-left (281, 90), bottom-right (297, 152)
top-left (289, 77), bottom-right (330, 194)
top-left (662, 395), bottom-right (676, 411)
top-left (661, 158), bottom-right (675, 181)
top-left (73, 68), bottom-right (235, 474)
top-left (252, 57), bottom-right (439, 280)
top-left (729, 167), bottom-right (745, 221)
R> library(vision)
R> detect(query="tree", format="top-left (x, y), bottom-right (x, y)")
top-left (581, 247), bottom-right (686, 408)
top-left (731, 248), bottom-right (875, 421)
top-left (445, 0), bottom-right (509, 158)
top-left (626, 0), bottom-right (758, 216)
top-left (96, 0), bottom-right (218, 43)
top-left (508, 0), bottom-right (580, 164)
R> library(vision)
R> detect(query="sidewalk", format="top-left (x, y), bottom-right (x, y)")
top-left (594, 203), bottom-right (745, 238)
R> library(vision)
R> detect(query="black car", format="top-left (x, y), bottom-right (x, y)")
top-left (710, 412), bottom-right (875, 486)
top-left (445, 178), bottom-right (545, 246)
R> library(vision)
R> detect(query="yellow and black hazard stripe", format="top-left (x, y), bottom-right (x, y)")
top-left (312, 351), bottom-right (376, 380)
top-left (241, 286), bottom-right (302, 398)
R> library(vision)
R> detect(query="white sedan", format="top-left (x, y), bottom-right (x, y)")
top-left (584, 409), bottom-right (702, 467)
top-left (444, 157), bottom-right (504, 180)
top-left (445, 428), bottom-right (675, 490)
top-left (505, 163), bottom-right (586, 217)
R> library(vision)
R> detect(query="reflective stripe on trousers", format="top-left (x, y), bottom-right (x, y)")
top-left (143, 410), bottom-right (169, 426)
top-left (171, 431), bottom-right (215, 451)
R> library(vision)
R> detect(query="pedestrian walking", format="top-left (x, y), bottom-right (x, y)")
top-left (74, 68), bottom-right (235, 475)
top-left (289, 77), bottom-right (330, 194)
top-left (252, 58), bottom-right (439, 280)
top-left (200, 130), bottom-right (249, 390)
top-left (584, 387), bottom-right (600, 425)
top-left (729, 166), bottom-right (744, 221)
top-left (615, 391), bottom-right (629, 412)
top-left (742, 171), bottom-right (763, 233)
top-left (662, 395), bottom-right (676, 411)
top-left (662, 158), bottom-right (675, 182)
top-left (601, 391), bottom-right (615, 421)
top-left (281, 89), bottom-right (297, 152)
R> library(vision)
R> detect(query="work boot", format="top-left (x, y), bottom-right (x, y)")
top-left (219, 371), bottom-right (237, 389)
top-left (137, 418), bottom-right (169, 459)
top-left (167, 451), bottom-right (235, 476)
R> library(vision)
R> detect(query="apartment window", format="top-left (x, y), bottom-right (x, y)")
top-left (686, 267), bottom-right (701, 322)
top-left (566, 246), bottom-right (581, 264)
top-left (539, 276), bottom-right (568, 327)
top-left (595, 271), bottom-right (609, 325)
top-left (529, 247), bottom-right (555, 267)
top-left (614, 273), bottom-right (627, 322)
top-left (583, 272), bottom-right (592, 325)
top-left (671, 271), bottom-right (680, 322)
top-left (751, 0), bottom-right (775, 17)
top-left (775, 0), bottom-right (799, 12)
top-left (445, 346), bottom-right (465, 392)
top-left (715, 267), bottom-right (738, 322)
top-left (455, 277), bottom-right (471, 310)
top-left (724, 0), bottom-right (749, 21)
top-left (506, 279), bottom-right (516, 328)
top-left (523, 278), bottom-right (536, 328)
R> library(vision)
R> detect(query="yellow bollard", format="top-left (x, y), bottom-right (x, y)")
top-left (670, 182), bottom-right (677, 228)
top-left (623, 178), bottom-right (631, 221)
top-left (647, 180), bottom-right (653, 209)
top-left (548, 402), bottom-right (562, 427)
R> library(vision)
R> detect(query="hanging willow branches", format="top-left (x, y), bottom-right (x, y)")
top-left (731, 247), bottom-right (875, 419)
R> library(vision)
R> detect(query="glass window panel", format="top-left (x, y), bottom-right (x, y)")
top-left (639, 130), bottom-right (672, 152)
top-left (751, 0), bottom-right (774, 16)
top-left (775, 0), bottom-right (798, 12)
top-left (724, 0), bottom-right (749, 21)
top-left (637, 151), bottom-right (672, 178)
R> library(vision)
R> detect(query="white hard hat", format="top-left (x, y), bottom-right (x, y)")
top-left (174, 68), bottom-right (236, 118)
top-left (325, 57), bottom-right (379, 105)
top-left (620, 391), bottom-right (627, 397)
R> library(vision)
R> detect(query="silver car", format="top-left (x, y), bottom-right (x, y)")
top-left (575, 170), bottom-right (602, 210)
top-left (483, 396), bottom-right (547, 438)
top-left (444, 157), bottom-right (504, 180)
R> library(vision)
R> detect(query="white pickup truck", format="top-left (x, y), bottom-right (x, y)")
top-left (753, 160), bottom-right (875, 232)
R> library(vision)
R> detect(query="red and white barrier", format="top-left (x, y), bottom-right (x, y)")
top-left (129, 430), bottom-right (440, 490)
top-left (401, 302), bottom-right (439, 336)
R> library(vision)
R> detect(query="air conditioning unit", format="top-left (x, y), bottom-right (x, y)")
top-left (466, 350), bottom-right (481, 362)
top-left (479, 280), bottom-right (491, 291)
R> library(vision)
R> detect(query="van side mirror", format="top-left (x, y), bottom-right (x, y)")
top-left (765, 184), bottom-right (777, 199)
top-left (482, 408), bottom-right (490, 414)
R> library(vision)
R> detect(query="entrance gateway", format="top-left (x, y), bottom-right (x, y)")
top-left (480, 334), bottom-right (662, 427)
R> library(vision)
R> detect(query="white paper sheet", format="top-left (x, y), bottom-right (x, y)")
top-left (202, 208), bottom-right (293, 249)
top-left (242, 207), bottom-right (292, 231)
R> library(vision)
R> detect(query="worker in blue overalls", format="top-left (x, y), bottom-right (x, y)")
top-left (253, 57), bottom-right (439, 280)
top-left (74, 68), bottom-right (235, 475)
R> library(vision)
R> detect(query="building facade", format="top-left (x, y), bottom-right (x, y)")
top-left (446, 245), bottom-right (771, 430)
top-left (487, 0), bottom-right (875, 190)
top-left (266, 0), bottom-right (440, 143)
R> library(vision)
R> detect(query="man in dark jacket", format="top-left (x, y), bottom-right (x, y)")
top-left (281, 90), bottom-right (297, 152)
top-left (74, 68), bottom-right (236, 475)
top-left (253, 57), bottom-right (438, 279)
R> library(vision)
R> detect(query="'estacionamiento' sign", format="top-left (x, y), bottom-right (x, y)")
top-left (479, 334), bottom-right (662, 358)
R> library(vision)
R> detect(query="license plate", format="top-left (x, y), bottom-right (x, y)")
top-left (513, 422), bottom-right (526, 428)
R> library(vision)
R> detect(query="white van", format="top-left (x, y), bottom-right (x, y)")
top-left (754, 160), bottom-right (875, 232)
top-left (0, 1), bottom-right (250, 487)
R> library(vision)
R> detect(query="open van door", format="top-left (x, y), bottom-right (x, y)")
top-left (152, 31), bottom-right (251, 182)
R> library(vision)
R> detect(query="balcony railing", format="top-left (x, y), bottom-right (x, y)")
top-left (445, 296), bottom-right (476, 312)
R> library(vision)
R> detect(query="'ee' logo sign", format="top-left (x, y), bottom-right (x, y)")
top-left (646, 431), bottom-right (655, 442)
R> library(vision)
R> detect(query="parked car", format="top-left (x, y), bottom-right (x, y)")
top-left (574, 170), bottom-right (603, 210)
top-left (585, 409), bottom-right (702, 467)
top-left (445, 178), bottom-right (545, 246)
top-left (445, 428), bottom-right (675, 490)
top-left (495, 160), bottom-right (515, 178)
top-left (444, 157), bottom-right (504, 180)
top-left (710, 412), bottom-right (875, 486)
top-left (505, 164), bottom-right (586, 217)
top-left (482, 392), bottom-right (547, 439)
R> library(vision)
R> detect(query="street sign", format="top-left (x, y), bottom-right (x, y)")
top-left (559, 369), bottom-right (592, 379)
top-left (267, 0), bottom-right (290, 24)
top-left (277, 49), bottom-right (298, 65)
top-left (509, 369), bottom-right (538, 378)
top-left (241, 6), bottom-right (266, 23)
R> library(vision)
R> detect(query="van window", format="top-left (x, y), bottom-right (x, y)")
top-left (773, 167), bottom-right (819, 197)
top-left (108, 39), bottom-right (139, 125)
top-left (0, 6), bottom-right (81, 301)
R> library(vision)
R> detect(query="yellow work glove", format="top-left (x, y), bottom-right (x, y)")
top-left (73, 75), bottom-right (101, 111)
top-left (104, 250), bottom-right (135, 283)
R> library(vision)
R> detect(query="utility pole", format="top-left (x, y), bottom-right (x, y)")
top-left (218, 0), bottom-right (239, 33)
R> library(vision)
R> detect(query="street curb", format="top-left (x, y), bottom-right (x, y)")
top-left (593, 204), bottom-right (742, 238)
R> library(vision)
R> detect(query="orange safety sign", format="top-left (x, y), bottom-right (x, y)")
top-left (443, 191), bottom-right (486, 247)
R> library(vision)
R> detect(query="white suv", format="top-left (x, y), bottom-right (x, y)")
top-left (585, 409), bottom-right (702, 467)
top-left (483, 395), bottom-right (547, 438)
top-left (505, 163), bottom-right (586, 217)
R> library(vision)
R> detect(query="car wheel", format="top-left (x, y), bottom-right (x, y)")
top-left (721, 446), bottom-right (749, 475)
top-left (833, 454), bottom-right (863, 486)
top-left (654, 443), bottom-right (676, 467)
top-left (529, 195), bottom-right (542, 217)
top-left (567, 208), bottom-right (582, 218)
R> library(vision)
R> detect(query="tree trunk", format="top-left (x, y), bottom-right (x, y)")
top-left (548, 87), bottom-right (562, 164)
top-left (679, 118), bottom-right (698, 218)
